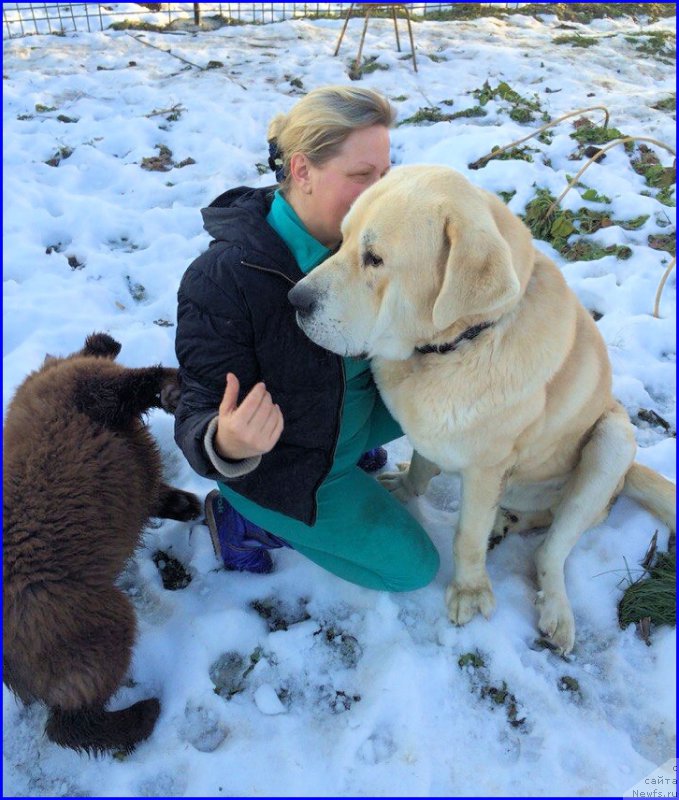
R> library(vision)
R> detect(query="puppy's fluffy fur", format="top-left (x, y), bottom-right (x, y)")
top-left (3, 333), bottom-right (200, 754)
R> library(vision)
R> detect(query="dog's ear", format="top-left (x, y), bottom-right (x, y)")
top-left (432, 214), bottom-right (520, 331)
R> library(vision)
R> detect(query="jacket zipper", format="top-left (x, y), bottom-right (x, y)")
top-left (310, 358), bottom-right (345, 525)
top-left (241, 259), bottom-right (297, 285)
top-left (242, 258), bottom-right (345, 526)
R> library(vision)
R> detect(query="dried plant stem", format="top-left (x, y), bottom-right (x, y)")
top-left (145, 103), bottom-right (184, 118)
top-left (653, 257), bottom-right (676, 319)
top-left (471, 105), bottom-right (611, 168)
top-left (546, 135), bottom-right (676, 215)
top-left (125, 31), bottom-right (205, 70)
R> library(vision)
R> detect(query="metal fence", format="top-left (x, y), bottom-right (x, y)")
top-left (3, 3), bottom-right (519, 39)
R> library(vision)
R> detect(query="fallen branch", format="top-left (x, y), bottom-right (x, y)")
top-left (145, 103), bottom-right (184, 118)
top-left (125, 31), bottom-right (206, 70)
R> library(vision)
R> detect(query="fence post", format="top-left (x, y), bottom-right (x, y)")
top-left (194, 4), bottom-right (200, 25)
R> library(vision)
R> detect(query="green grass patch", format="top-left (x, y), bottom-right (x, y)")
top-left (632, 145), bottom-right (676, 207)
top-left (45, 146), bottom-right (73, 168)
top-left (109, 19), bottom-right (166, 32)
top-left (472, 80), bottom-right (541, 123)
top-left (359, 55), bottom-right (390, 75)
top-left (561, 240), bottom-right (632, 262)
top-left (651, 93), bottom-right (676, 113)
top-left (521, 188), bottom-right (645, 258)
top-left (468, 145), bottom-right (537, 169)
top-left (491, 145), bottom-right (535, 162)
top-left (457, 652), bottom-right (526, 729)
top-left (570, 122), bottom-right (627, 146)
top-left (406, 3), bottom-right (675, 23)
top-left (648, 233), bottom-right (676, 256)
top-left (581, 186), bottom-right (612, 204)
top-left (398, 106), bottom-right (456, 126)
top-left (521, 4), bottom-right (675, 22)
top-left (625, 30), bottom-right (676, 62)
top-left (458, 651), bottom-right (486, 669)
top-left (619, 547), bottom-right (676, 631)
top-left (554, 33), bottom-right (599, 47)
top-left (141, 144), bottom-right (173, 172)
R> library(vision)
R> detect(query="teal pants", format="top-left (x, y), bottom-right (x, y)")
top-left (219, 425), bottom-right (439, 592)
top-left (221, 468), bottom-right (439, 591)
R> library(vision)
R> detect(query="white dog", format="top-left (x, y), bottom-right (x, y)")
top-left (289, 165), bottom-right (675, 654)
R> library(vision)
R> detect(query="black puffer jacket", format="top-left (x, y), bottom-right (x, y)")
top-left (174, 186), bottom-right (345, 526)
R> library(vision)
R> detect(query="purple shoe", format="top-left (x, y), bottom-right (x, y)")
top-left (204, 490), bottom-right (289, 574)
top-left (357, 446), bottom-right (388, 473)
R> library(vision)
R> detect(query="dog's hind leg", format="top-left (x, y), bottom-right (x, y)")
top-left (74, 366), bottom-right (180, 428)
top-left (153, 484), bottom-right (201, 521)
top-left (533, 404), bottom-right (636, 654)
top-left (489, 507), bottom-right (554, 549)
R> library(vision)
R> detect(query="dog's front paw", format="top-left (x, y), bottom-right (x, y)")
top-left (446, 579), bottom-right (495, 625)
top-left (377, 464), bottom-right (417, 502)
top-left (535, 591), bottom-right (575, 655)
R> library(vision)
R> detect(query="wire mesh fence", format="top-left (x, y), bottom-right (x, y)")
top-left (3, 3), bottom-right (520, 39)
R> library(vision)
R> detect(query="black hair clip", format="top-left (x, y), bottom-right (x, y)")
top-left (268, 139), bottom-right (286, 182)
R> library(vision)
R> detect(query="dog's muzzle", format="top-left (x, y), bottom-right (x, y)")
top-left (288, 283), bottom-right (318, 318)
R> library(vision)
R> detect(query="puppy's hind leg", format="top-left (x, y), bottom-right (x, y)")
top-left (43, 586), bottom-right (160, 754)
top-left (46, 699), bottom-right (160, 756)
top-left (534, 405), bottom-right (636, 655)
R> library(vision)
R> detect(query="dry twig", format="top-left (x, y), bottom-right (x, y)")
top-left (470, 105), bottom-right (611, 169)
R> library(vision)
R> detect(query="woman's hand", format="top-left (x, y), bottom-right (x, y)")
top-left (214, 373), bottom-right (284, 460)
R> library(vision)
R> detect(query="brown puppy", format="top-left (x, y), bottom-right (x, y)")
top-left (290, 165), bottom-right (675, 655)
top-left (3, 333), bottom-right (201, 754)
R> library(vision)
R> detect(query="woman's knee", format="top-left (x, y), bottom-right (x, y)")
top-left (382, 537), bottom-right (440, 592)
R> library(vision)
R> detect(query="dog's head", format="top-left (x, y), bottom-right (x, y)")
top-left (288, 165), bottom-right (534, 359)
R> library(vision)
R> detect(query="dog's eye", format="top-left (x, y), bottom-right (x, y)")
top-left (363, 250), bottom-right (383, 268)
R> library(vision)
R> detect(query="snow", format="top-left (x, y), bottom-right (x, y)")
top-left (3, 6), bottom-right (676, 797)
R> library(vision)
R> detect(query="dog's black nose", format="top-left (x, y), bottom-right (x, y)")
top-left (288, 283), bottom-right (317, 317)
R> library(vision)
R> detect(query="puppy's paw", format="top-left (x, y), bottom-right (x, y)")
top-left (377, 464), bottom-right (416, 502)
top-left (159, 369), bottom-right (181, 414)
top-left (446, 579), bottom-right (495, 626)
top-left (159, 488), bottom-right (202, 521)
top-left (535, 591), bottom-right (575, 655)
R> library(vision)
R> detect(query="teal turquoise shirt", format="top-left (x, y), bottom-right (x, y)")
top-left (219, 190), bottom-right (402, 526)
top-left (266, 190), bottom-right (383, 477)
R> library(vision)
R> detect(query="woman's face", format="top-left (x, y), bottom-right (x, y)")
top-left (293, 125), bottom-right (391, 248)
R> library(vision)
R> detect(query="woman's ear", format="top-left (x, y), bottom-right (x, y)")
top-left (289, 153), bottom-right (313, 194)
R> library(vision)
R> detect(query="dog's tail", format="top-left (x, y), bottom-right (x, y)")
top-left (45, 699), bottom-right (160, 755)
top-left (622, 462), bottom-right (676, 535)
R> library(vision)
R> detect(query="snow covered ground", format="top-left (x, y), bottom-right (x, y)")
top-left (3, 6), bottom-right (676, 797)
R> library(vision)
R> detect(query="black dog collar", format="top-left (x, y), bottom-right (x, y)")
top-left (415, 321), bottom-right (494, 355)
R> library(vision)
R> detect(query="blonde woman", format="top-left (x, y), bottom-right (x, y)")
top-left (175, 85), bottom-right (439, 588)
